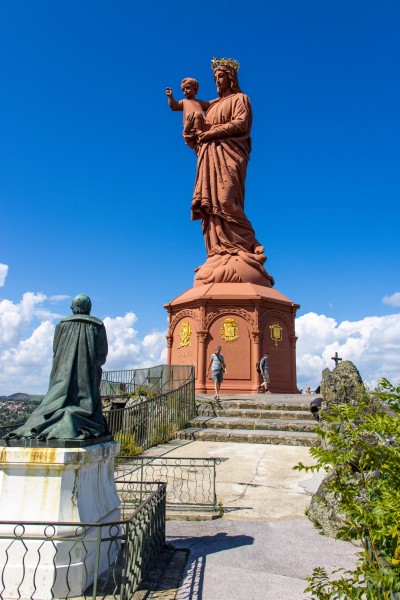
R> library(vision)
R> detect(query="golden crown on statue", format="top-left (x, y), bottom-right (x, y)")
top-left (211, 57), bottom-right (240, 71)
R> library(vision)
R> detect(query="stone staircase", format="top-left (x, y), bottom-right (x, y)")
top-left (178, 393), bottom-right (320, 447)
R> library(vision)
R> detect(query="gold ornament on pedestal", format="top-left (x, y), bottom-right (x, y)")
top-left (220, 318), bottom-right (240, 342)
top-left (178, 321), bottom-right (192, 348)
top-left (270, 322), bottom-right (283, 347)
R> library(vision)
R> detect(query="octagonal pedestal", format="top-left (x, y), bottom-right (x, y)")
top-left (165, 283), bottom-right (300, 394)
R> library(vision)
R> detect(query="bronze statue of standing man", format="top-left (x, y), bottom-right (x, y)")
top-left (5, 294), bottom-right (109, 441)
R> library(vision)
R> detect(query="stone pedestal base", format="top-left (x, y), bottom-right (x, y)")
top-left (0, 440), bottom-right (120, 599)
top-left (165, 283), bottom-right (300, 394)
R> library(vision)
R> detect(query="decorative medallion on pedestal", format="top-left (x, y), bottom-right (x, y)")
top-left (270, 322), bottom-right (283, 347)
top-left (178, 321), bottom-right (192, 348)
top-left (220, 318), bottom-right (240, 342)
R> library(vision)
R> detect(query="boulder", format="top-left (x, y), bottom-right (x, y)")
top-left (307, 471), bottom-right (348, 538)
top-left (308, 360), bottom-right (365, 538)
top-left (321, 360), bottom-right (363, 406)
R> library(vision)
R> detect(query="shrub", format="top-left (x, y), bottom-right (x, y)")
top-left (295, 378), bottom-right (400, 599)
top-left (113, 432), bottom-right (142, 456)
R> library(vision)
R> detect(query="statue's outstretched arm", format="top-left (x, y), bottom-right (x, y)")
top-left (166, 87), bottom-right (182, 111)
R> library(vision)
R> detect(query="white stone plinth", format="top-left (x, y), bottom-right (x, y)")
top-left (0, 440), bottom-right (121, 599)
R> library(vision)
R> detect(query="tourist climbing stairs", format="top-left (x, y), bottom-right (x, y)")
top-left (178, 393), bottom-right (320, 447)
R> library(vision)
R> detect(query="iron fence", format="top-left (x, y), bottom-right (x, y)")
top-left (115, 456), bottom-right (220, 512)
top-left (0, 481), bottom-right (166, 600)
top-left (100, 364), bottom-right (194, 398)
top-left (0, 422), bottom-right (24, 437)
top-left (104, 378), bottom-right (195, 453)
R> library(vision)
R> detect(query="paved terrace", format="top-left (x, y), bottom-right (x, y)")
top-left (137, 396), bottom-right (359, 599)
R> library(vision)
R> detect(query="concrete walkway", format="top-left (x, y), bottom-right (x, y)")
top-left (156, 440), bottom-right (359, 599)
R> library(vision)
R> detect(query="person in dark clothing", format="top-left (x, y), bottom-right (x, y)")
top-left (258, 352), bottom-right (271, 394)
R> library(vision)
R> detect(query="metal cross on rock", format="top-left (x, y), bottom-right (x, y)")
top-left (331, 351), bottom-right (342, 368)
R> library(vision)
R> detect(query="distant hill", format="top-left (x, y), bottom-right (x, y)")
top-left (0, 394), bottom-right (44, 403)
top-left (1, 393), bottom-right (30, 402)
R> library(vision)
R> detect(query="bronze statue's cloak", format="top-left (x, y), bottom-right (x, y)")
top-left (7, 315), bottom-right (108, 440)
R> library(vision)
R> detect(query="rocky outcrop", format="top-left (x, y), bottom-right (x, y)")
top-left (307, 360), bottom-right (365, 537)
top-left (321, 361), bottom-right (363, 406)
top-left (307, 472), bottom-right (347, 538)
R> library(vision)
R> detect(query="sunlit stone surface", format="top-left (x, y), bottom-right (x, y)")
top-left (0, 440), bottom-right (120, 599)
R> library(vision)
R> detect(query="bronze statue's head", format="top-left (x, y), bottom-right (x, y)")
top-left (71, 294), bottom-right (92, 315)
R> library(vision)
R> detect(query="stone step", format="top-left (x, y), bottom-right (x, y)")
top-left (218, 408), bottom-right (315, 421)
top-left (178, 427), bottom-right (319, 447)
top-left (191, 416), bottom-right (317, 433)
top-left (220, 400), bottom-right (312, 412)
top-left (190, 394), bottom-right (321, 447)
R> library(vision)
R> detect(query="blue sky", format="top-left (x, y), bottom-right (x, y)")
top-left (1, 1), bottom-right (399, 394)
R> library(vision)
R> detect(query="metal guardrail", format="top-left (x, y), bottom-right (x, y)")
top-left (0, 422), bottom-right (25, 437)
top-left (115, 456), bottom-right (221, 512)
top-left (104, 378), bottom-right (195, 453)
top-left (0, 481), bottom-right (166, 600)
top-left (101, 364), bottom-right (195, 398)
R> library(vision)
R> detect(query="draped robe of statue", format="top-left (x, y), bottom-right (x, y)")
top-left (190, 92), bottom-right (274, 287)
top-left (6, 314), bottom-right (108, 440)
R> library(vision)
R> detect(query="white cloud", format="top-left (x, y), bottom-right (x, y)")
top-left (382, 292), bottom-right (400, 307)
top-left (0, 293), bottom-right (59, 394)
top-left (295, 312), bottom-right (400, 391)
top-left (0, 321), bottom-right (55, 393)
top-left (0, 264), bottom-right (8, 287)
top-left (103, 313), bottom-right (167, 371)
top-left (0, 292), bottom-right (47, 346)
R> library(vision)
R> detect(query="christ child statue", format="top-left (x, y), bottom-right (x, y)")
top-left (166, 77), bottom-right (211, 138)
